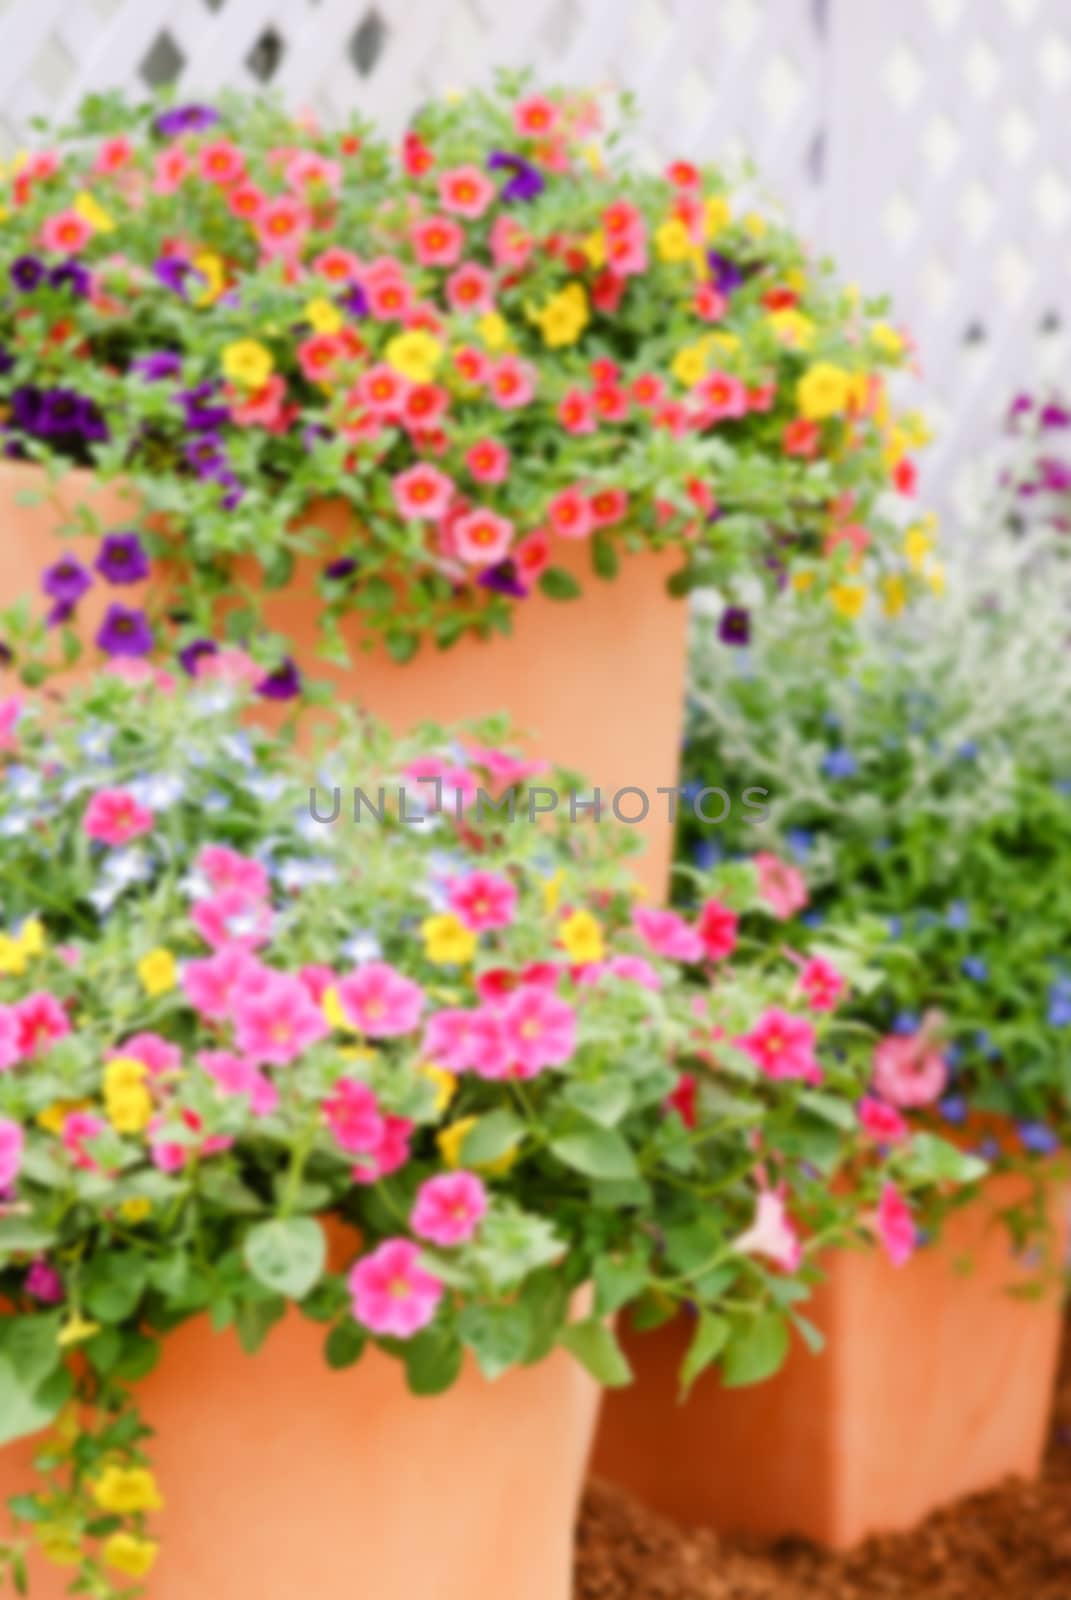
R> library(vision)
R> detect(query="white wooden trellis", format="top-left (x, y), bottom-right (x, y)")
top-left (0, 0), bottom-right (1068, 519)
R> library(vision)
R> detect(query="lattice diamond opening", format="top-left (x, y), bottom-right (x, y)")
top-left (141, 32), bottom-right (186, 88)
top-left (678, 65), bottom-right (712, 135)
top-left (998, 105), bottom-right (1036, 162)
top-left (994, 245), bottom-right (1032, 304)
top-left (247, 28), bottom-right (286, 84)
top-left (960, 180), bottom-right (995, 239)
top-left (1034, 168), bottom-right (1071, 229)
top-left (1038, 31), bottom-right (1071, 88)
top-left (32, 34), bottom-right (76, 101)
top-left (926, 0), bottom-right (965, 31)
top-left (540, 0), bottom-right (582, 59)
top-left (885, 44), bottom-right (924, 109)
top-left (759, 54), bottom-right (803, 124)
top-left (629, 0), bottom-right (672, 57)
top-left (922, 113), bottom-right (961, 174)
top-left (350, 9), bottom-right (388, 78)
top-left (882, 192), bottom-right (919, 248)
top-left (717, 0), bottom-right (761, 50)
top-left (964, 38), bottom-right (1000, 96)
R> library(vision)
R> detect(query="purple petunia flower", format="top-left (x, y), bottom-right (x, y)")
top-left (96, 604), bottom-right (154, 658)
top-left (155, 104), bottom-right (219, 138)
top-left (1041, 402), bottom-right (1071, 430)
top-left (42, 554), bottom-right (92, 607)
top-left (178, 638), bottom-right (219, 677)
top-left (707, 251), bottom-right (745, 296)
top-left (487, 150), bottom-right (546, 203)
top-left (324, 557), bottom-right (358, 581)
top-left (718, 605), bottom-right (750, 646)
top-left (95, 532), bottom-right (151, 586)
top-left (38, 389), bottom-right (86, 437)
top-left (132, 351), bottom-right (183, 382)
top-left (10, 255), bottom-right (45, 292)
top-left (178, 384), bottom-right (230, 433)
top-left (185, 435), bottom-right (227, 476)
top-left (10, 386), bottom-right (43, 433)
top-left (1038, 457), bottom-right (1071, 493)
top-left (0, 346), bottom-right (14, 378)
top-left (338, 283), bottom-right (369, 317)
top-left (49, 260), bottom-right (92, 299)
top-left (213, 470), bottom-right (245, 511)
top-left (477, 560), bottom-right (528, 599)
top-left (46, 599), bottom-right (77, 629)
top-left (78, 399), bottom-right (109, 444)
top-left (154, 257), bottom-right (194, 297)
top-left (256, 657), bottom-right (302, 701)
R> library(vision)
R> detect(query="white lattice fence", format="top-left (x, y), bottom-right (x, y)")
top-left (0, 0), bottom-right (1068, 513)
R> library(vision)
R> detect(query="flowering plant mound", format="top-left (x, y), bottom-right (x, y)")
top-left (1, 74), bottom-right (926, 682)
top-left (680, 514), bottom-right (1071, 1200)
top-left (0, 673), bottom-right (958, 1594)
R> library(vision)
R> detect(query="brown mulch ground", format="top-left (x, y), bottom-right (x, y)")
top-left (576, 1323), bottom-right (1071, 1599)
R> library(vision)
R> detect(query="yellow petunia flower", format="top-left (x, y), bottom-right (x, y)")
top-left (57, 1311), bottom-right (101, 1348)
top-left (119, 1196), bottom-right (153, 1225)
top-left (322, 985), bottom-right (358, 1033)
top-left (703, 194), bottom-right (732, 238)
top-left (73, 191), bottom-right (115, 233)
top-left (305, 295), bottom-right (343, 335)
top-left (797, 362), bottom-right (852, 421)
top-left (870, 321), bottom-right (905, 358)
top-left (386, 329), bottom-right (444, 384)
top-left (419, 1062), bottom-right (458, 1115)
top-left (532, 283), bottom-right (589, 349)
top-left (655, 217), bottom-right (695, 263)
top-left (103, 1058), bottom-right (153, 1135)
top-left (477, 312), bottom-right (509, 350)
top-left (743, 211), bottom-right (767, 238)
top-left (38, 1099), bottom-right (90, 1134)
top-left (438, 1117), bottom-right (518, 1175)
top-left (102, 1532), bottom-right (159, 1580)
top-left (37, 1526), bottom-right (82, 1567)
top-left (671, 342), bottom-right (708, 388)
top-left (829, 581), bottom-right (869, 620)
top-left (767, 308), bottom-right (815, 350)
top-left (903, 524), bottom-right (934, 571)
top-left (881, 573), bottom-right (908, 617)
top-left (421, 913), bottom-right (477, 966)
top-left (925, 560), bottom-right (946, 596)
top-left (92, 1465), bottom-right (164, 1515)
top-left (0, 935), bottom-right (27, 977)
top-left (17, 918), bottom-right (44, 959)
top-left (221, 339), bottom-right (274, 391)
top-left (192, 251), bottom-right (227, 306)
top-left (581, 230), bottom-right (607, 269)
top-left (559, 909), bottom-right (605, 965)
top-left (542, 870), bottom-right (564, 915)
top-left (137, 947), bottom-right (177, 997)
top-left (791, 570), bottom-right (816, 593)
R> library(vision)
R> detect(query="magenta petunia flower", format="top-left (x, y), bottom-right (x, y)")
top-left (0, 1117), bottom-right (25, 1191)
top-left (411, 1171), bottom-right (488, 1246)
top-left (349, 1239), bottom-right (443, 1339)
top-left (337, 962), bottom-right (424, 1039)
top-left (323, 1078), bottom-right (385, 1155)
top-left (875, 1182), bottom-right (917, 1267)
top-left (233, 973), bottom-right (329, 1066)
top-left (499, 986), bottom-right (576, 1077)
top-left (632, 907), bottom-right (705, 964)
top-left (83, 787), bottom-right (154, 846)
top-left (447, 870), bottom-right (518, 932)
top-left (13, 993), bottom-right (71, 1060)
top-left (735, 1007), bottom-right (821, 1084)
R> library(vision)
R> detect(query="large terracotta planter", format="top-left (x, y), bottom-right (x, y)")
top-left (593, 1169), bottom-right (1070, 1549)
top-left (0, 462), bottom-right (689, 896)
top-left (1, 1296), bottom-right (601, 1599)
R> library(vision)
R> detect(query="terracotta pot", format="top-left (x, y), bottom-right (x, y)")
top-left (1, 1293), bottom-right (601, 1598)
top-left (593, 1169), bottom-right (1070, 1549)
top-left (0, 462), bottom-right (689, 897)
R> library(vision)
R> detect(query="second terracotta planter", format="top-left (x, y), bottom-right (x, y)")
top-left (593, 1169), bottom-right (1070, 1548)
top-left (0, 463), bottom-right (689, 897)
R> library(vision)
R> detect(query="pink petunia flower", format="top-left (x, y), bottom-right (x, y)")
top-left (323, 1078), bottom-right (385, 1155)
top-left (465, 439), bottom-right (510, 485)
top-left (0, 698), bottom-right (22, 753)
top-left (112, 1032), bottom-right (181, 1078)
top-left (499, 986), bottom-right (577, 1077)
top-left (183, 947), bottom-right (269, 1022)
top-left (876, 1182), bottom-right (917, 1267)
top-left (191, 891), bottom-right (274, 951)
top-left (422, 1007), bottom-right (480, 1071)
top-left (735, 1007), bottom-right (821, 1084)
top-left (489, 214), bottom-right (533, 268)
top-left (445, 262), bottom-right (495, 314)
top-left (255, 196), bottom-right (311, 257)
top-left (858, 1096), bottom-right (910, 1144)
top-left (0, 1117), bottom-right (24, 1191)
top-left (351, 1114), bottom-right (413, 1186)
top-left (196, 845), bottom-right (271, 902)
top-left (349, 1239), bottom-right (444, 1338)
top-left (606, 953), bottom-right (663, 991)
top-left (62, 1111), bottom-right (106, 1172)
top-left (453, 509), bottom-right (514, 566)
top-left (40, 211), bottom-right (93, 254)
top-left (734, 1189), bottom-right (803, 1272)
top-left (754, 853), bottom-right (809, 921)
top-left (13, 993), bottom-right (70, 1059)
top-left (872, 1032), bottom-right (948, 1108)
top-left (465, 1007), bottom-right (512, 1080)
top-left (547, 487), bottom-right (594, 540)
top-left (411, 215), bottom-right (464, 267)
top-left (392, 463), bottom-right (455, 520)
top-left (83, 788), bottom-right (154, 846)
top-left (488, 355), bottom-right (537, 410)
top-left (25, 1259), bottom-right (63, 1304)
top-left (799, 956), bottom-right (847, 1012)
top-left (233, 974), bottom-right (328, 1065)
top-left (411, 1172), bottom-right (487, 1247)
top-left (666, 1072), bottom-right (698, 1129)
top-left (632, 907), bottom-right (705, 964)
top-left (696, 371), bottom-right (749, 420)
top-left (696, 898), bottom-right (739, 961)
top-left (438, 165), bottom-right (496, 219)
top-left (336, 963), bottom-right (425, 1038)
top-left (448, 870), bottom-right (517, 932)
top-left (514, 531), bottom-right (551, 583)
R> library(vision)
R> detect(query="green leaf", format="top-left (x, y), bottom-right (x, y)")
top-left (558, 1318), bottom-right (633, 1387)
top-left (234, 1294), bottom-right (287, 1356)
top-left (550, 1126), bottom-right (638, 1181)
top-left (593, 1251), bottom-right (650, 1317)
top-left (563, 1078), bottom-right (633, 1128)
top-left (538, 567), bottom-right (582, 601)
top-left (84, 1254), bottom-right (149, 1323)
top-left (457, 1302), bottom-right (532, 1380)
top-left (113, 1332), bottom-right (161, 1382)
top-left (0, 1218), bottom-right (58, 1255)
top-left (325, 1319), bottom-right (367, 1371)
top-left (404, 1326), bottom-right (463, 1396)
top-left (0, 1356), bottom-right (63, 1449)
top-left (243, 1217), bottom-right (326, 1301)
top-left (459, 1110), bottom-right (524, 1168)
top-left (901, 1133), bottom-right (989, 1187)
top-left (798, 1090), bottom-right (857, 1131)
top-left (680, 1310), bottom-right (730, 1397)
top-left (721, 1311), bottom-right (790, 1388)
top-left (591, 535), bottom-right (619, 581)
top-left (385, 630), bottom-right (419, 664)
